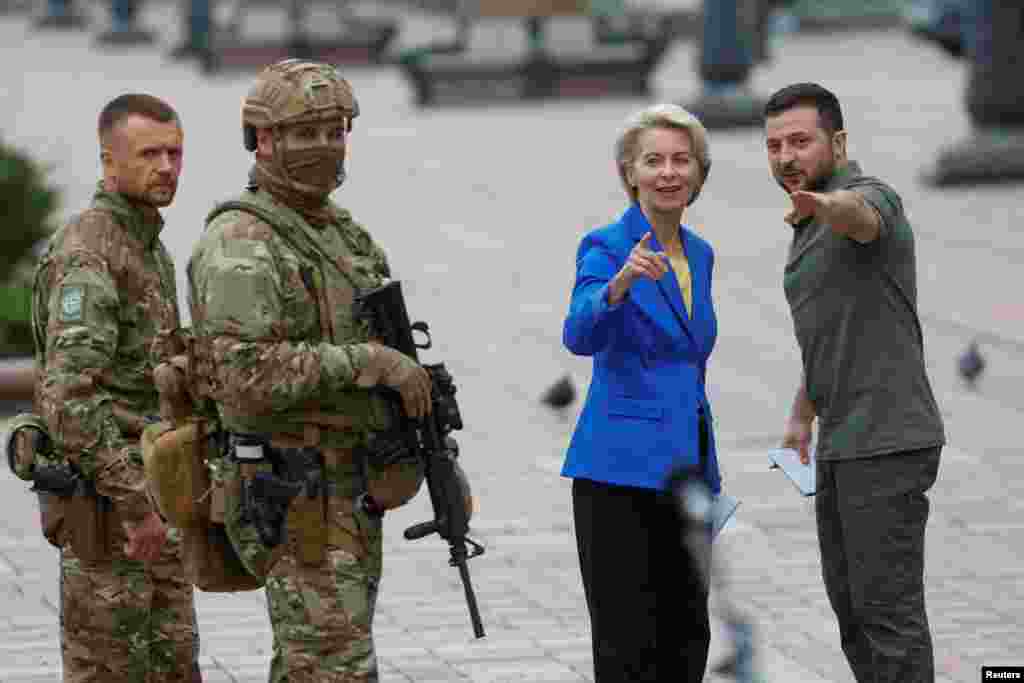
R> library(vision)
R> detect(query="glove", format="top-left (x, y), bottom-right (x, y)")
top-left (357, 343), bottom-right (432, 419)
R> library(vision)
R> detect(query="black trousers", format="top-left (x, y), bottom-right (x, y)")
top-left (816, 447), bottom-right (942, 683)
top-left (572, 472), bottom-right (710, 681)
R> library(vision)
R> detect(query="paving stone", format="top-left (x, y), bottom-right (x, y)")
top-left (453, 657), bottom-right (587, 683)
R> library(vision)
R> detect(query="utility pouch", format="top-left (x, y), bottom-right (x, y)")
top-left (260, 445), bottom-right (328, 567)
top-left (288, 484), bottom-right (327, 567)
top-left (66, 486), bottom-right (110, 563)
top-left (142, 419), bottom-right (212, 528)
top-left (291, 447), bottom-right (328, 567)
top-left (142, 421), bottom-right (263, 591)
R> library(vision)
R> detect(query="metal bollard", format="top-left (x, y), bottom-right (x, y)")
top-left (682, 0), bottom-right (767, 130)
top-left (95, 0), bottom-right (155, 46)
top-left (699, 0), bottom-right (756, 88)
top-left (33, 0), bottom-right (88, 30)
top-left (168, 0), bottom-right (212, 60)
top-left (966, 0), bottom-right (1024, 129)
top-left (924, 0), bottom-right (1024, 185)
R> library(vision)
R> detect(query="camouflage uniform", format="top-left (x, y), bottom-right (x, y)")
top-left (188, 60), bottom-right (421, 682)
top-left (32, 184), bottom-right (201, 683)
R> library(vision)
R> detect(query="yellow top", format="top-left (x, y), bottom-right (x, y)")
top-left (664, 250), bottom-right (693, 316)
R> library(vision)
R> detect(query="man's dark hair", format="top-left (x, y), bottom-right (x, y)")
top-left (764, 83), bottom-right (844, 135)
top-left (98, 94), bottom-right (180, 142)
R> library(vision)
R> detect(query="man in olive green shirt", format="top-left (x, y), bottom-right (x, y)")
top-left (765, 83), bottom-right (945, 683)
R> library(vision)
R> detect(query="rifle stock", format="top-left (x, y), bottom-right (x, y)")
top-left (354, 281), bottom-right (486, 639)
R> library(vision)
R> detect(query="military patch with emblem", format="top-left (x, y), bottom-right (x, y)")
top-left (58, 285), bottom-right (85, 322)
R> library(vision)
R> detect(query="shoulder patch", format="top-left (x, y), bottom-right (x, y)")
top-left (58, 285), bottom-right (86, 322)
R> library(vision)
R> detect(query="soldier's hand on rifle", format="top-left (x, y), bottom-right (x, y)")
top-left (123, 511), bottom-right (168, 562)
top-left (358, 343), bottom-right (432, 419)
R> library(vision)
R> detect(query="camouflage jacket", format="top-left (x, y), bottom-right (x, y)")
top-left (187, 187), bottom-right (393, 447)
top-left (32, 184), bottom-right (181, 522)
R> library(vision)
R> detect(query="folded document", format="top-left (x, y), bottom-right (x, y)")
top-left (768, 448), bottom-right (816, 496)
top-left (710, 493), bottom-right (740, 540)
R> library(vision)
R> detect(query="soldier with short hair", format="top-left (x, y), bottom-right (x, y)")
top-left (187, 59), bottom-right (430, 681)
top-left (31, 93), bottom-right (201, 682)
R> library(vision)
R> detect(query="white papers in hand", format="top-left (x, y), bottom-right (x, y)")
top-left (710, 494), bottom-right (740, 540)
top-left (767, 448), bottom-right (816, 496)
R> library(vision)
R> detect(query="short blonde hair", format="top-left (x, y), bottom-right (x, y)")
top-left (615, 104), bottom-right (711, 206)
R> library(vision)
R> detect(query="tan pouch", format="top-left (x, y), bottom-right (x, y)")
top-left (142, 419), bottom-right (212, 528)
top-left (288, 492), bottom-right (327, 567)
top-left (66, 493), bottom-right (109, 562)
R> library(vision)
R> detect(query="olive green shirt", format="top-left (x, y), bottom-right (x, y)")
top-left (783, 161), bottom-right (945, 460)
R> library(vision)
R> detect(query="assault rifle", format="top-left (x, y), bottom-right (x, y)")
top-left (353, 281), bottom-right (486, 639)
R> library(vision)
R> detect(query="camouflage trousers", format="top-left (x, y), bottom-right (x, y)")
top-left (265, 505), bottom-right (384, 683)
top-left (60, 525), bottom-right (201, 683)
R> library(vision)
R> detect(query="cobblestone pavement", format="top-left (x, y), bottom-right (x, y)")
top-left (1, 3), bottom-right (1022, 681)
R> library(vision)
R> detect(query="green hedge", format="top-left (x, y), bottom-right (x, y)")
top-left (0, 140), bottom-right (59, 356)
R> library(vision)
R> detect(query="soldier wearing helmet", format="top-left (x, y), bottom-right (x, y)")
top-left (187, 59), bottom-right (431, 681)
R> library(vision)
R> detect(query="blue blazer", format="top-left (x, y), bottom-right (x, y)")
top-left (561, 204), bottom-right (721, 494)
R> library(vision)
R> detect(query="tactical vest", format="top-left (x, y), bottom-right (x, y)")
top-left (165, 189), bottom-right (422, 582)
top-left (192, 188), bottom-right (394, 445)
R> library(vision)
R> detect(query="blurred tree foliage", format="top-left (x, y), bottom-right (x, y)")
top-left (0, 139), bottom-right (59, 356)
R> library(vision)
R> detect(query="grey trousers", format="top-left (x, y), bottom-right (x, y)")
top-left (816, 446), bottom-right (942, 683)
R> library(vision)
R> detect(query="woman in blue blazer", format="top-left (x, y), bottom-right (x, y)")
top-left (562, 104), bottom-right (721, 682)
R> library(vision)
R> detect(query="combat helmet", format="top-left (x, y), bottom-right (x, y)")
top-left (241, 59), bottom-right (359, 152)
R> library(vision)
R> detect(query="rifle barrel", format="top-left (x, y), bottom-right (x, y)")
top-left (455, 548), bottom-right (485, 638)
